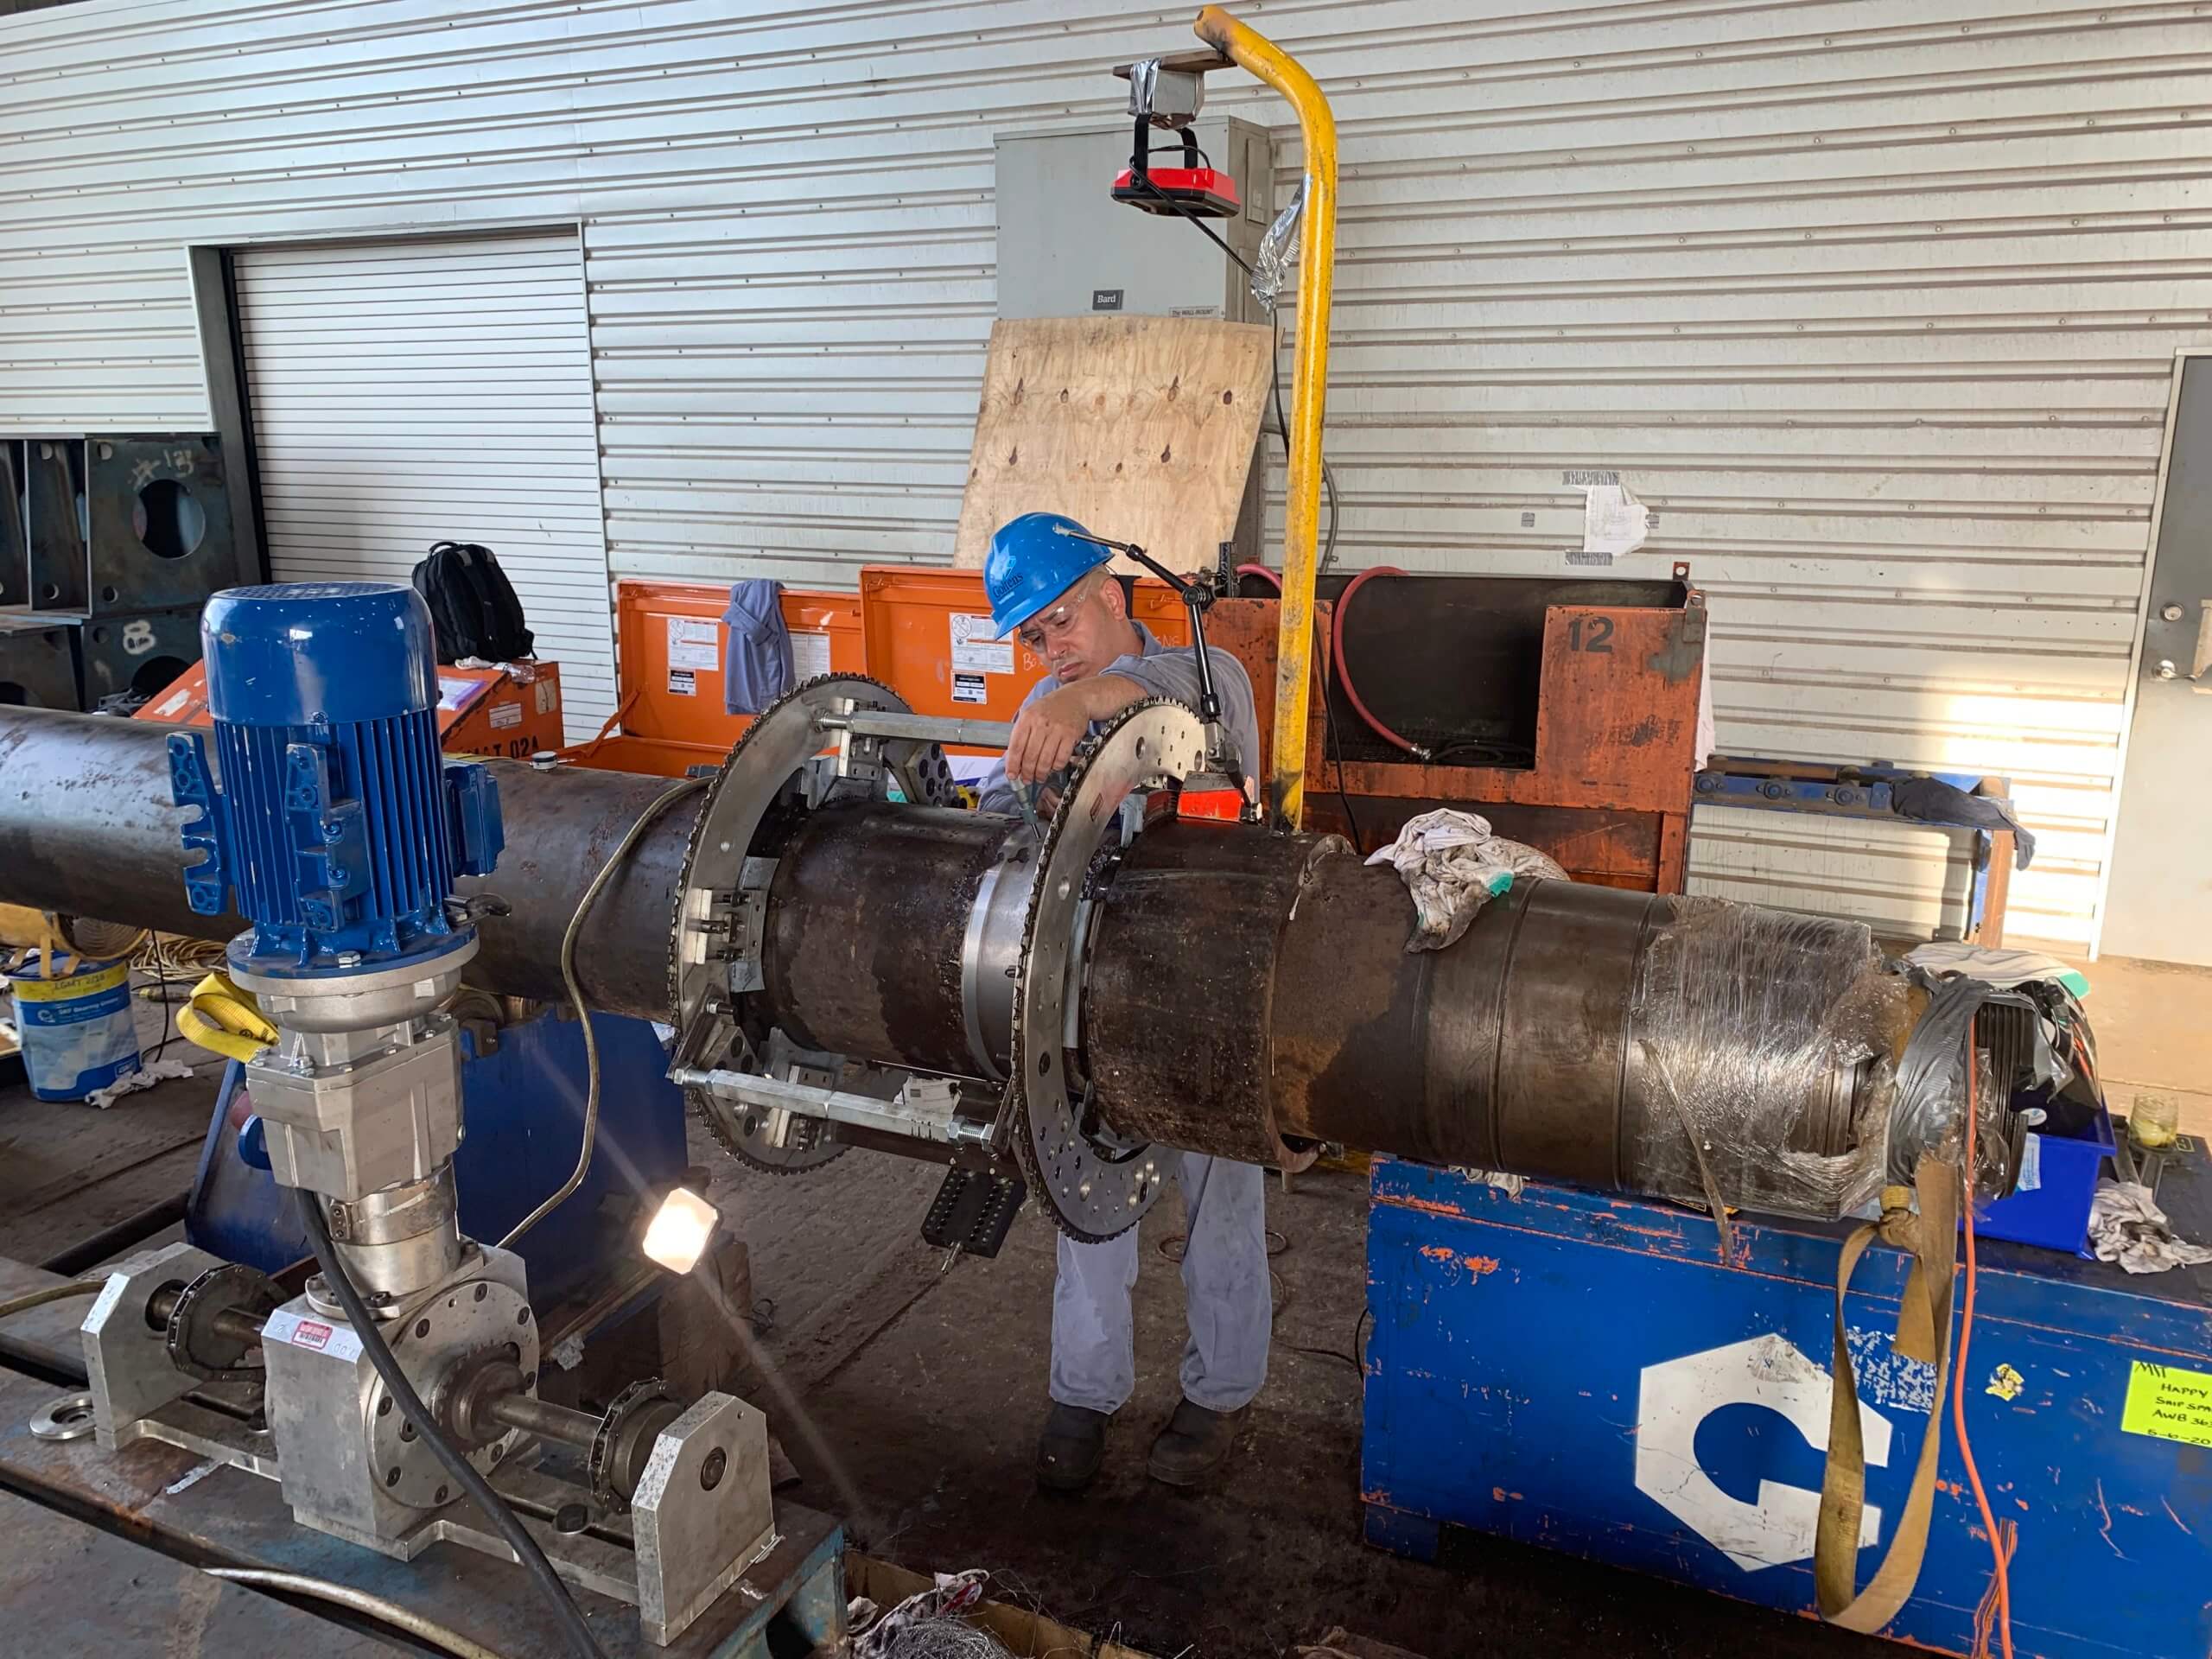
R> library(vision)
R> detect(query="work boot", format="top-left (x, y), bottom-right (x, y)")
top-left (1034, 1402), bottom-right (1109, 1492)
top-left (1147, 1398), bottom-right (1246, 1487)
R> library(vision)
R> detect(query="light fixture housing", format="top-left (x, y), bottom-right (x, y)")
top-left (641, 1185), bottom-right (720, 1274)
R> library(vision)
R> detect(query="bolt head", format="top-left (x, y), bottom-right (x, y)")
top-left (2161, 603), bottom-right (2185, 622)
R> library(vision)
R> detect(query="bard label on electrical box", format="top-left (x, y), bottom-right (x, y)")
top-left (2121, 1361), bottom-right (2212, 1447)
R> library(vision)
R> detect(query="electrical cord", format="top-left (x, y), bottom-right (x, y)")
top-left (1331, 566), bottom-right (1428, 758)
top-left (1150, 170), bottom-right (1359, 841)
top-left (1132, 171), bottom-right (1253, 276)
top-left (1956, 1014), bottom-right (2015, 1659)
top-left (1154, 1226), bottom-right (1367, 1373)
top-left (209, 1568), bottom-right (512, 1659)
top-left (0, 1279), bottom-right (104, 1322)
top-left (499, 777), bottom-right (705, 1250)
top-left (296, 1191), bottom-right (607, 1659)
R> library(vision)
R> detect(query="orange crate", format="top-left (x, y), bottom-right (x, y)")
top-left (612, 581), bottom-right (864, 748)
top-left (856, 566), bottom-right (1191, 750)
top-left (561, 733), bottom-right (730, 779)
top-left (136, 659), bottom-right (566, 762)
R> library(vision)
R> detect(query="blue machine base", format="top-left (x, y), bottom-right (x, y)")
top-left (1363, 1154), bottom-right (2212, 1657)
top-left (187, 1007), bottom-right (690, 1308)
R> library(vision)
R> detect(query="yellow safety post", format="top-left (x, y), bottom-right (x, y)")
top-left (1193, 5), bottom-right (1337, 828)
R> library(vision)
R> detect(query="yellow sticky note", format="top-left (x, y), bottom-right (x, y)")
top-left (2121, 1361), bottom-right (2212, 1449)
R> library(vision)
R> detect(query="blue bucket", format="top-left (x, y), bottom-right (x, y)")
top-left (5, 952), bottom-right (143, 1103)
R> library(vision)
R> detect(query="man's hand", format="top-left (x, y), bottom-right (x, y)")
top-left (1004, 677), bottom-right (1146, 786)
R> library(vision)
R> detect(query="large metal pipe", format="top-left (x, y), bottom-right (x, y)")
top-left (757, 802), bottom-right (1029, 1079)
top-left (0, 709), bottom-right (685, 1018)
top-left (1084, 823), bottom-right (1900, 1219)
top-left (2, 706), bottom-right (1913, 1222)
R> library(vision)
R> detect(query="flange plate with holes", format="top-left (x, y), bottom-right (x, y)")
top-left (1013, 699), bottom-right (1207, 1242)
top-left (366, 1277), bottom-right (537, 1510)
top-left (671, 674), bottom-right (955, 1176)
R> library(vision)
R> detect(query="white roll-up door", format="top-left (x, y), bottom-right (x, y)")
top-left (232, 230), bottom-right (613, 740)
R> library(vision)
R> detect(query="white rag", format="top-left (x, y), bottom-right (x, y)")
top-left (2088, 1179), bottom-right (2212, 1274)
top-left (1366, 810), bottom-right (1567, 951)
top-left (84, 1055), bottom-right (195, 1109)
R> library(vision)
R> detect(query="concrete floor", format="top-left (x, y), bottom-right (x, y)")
top-left (697, 1144), bottom-right (1898, 1659)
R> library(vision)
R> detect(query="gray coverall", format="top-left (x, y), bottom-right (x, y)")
top-left (978, 622), bottom-right (1272, 1416)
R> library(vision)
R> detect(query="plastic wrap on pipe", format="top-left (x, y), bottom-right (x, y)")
top-left (1628, 897), bottom-right (1912, 1221)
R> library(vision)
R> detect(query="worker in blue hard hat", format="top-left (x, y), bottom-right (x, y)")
top-left (974, 510), bottom-right (1271, 1494)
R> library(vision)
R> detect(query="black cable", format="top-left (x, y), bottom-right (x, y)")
top-left (1149, 172), bottom-right (1357, 841)
top-left (295, 1191), bottom-right (607, 1659)
top-left (1132, 172), bottom-right (1254, 276)
top-left (1322, 667), bottom-right (1363, 855)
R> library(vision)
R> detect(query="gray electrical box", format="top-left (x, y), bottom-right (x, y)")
top-left (994, 116), bottom-right (1275, 322)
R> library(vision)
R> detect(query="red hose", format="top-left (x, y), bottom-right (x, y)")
top-left (1235, 563), bottom-right (1281, 590)
top-left (1332, 565), bottom-right (1428, 759)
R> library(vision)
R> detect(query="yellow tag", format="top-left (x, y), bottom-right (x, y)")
top-left (2121, 1361), bottom-right (2212, 1449)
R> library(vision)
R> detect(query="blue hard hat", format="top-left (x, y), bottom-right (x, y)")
top-left (984, 512), bottom-right (1112, 639)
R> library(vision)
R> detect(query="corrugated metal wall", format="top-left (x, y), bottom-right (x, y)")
top-left (4, 0), bottom-right (2206, 946)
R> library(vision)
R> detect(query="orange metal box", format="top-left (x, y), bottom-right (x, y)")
top-left (611, 581), bottom-right (865, 748)
top-left (562, 734), bottom-right (730, 779)
top-left (134, 660), bottom-right (566, 761)
top-left (856, 566), bottom-right (1192, 748)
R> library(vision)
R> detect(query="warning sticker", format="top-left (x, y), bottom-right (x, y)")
top-left (2122, 1361), bottom-right (2212, 1448)
top-left (950, 613), bottom-right (1013, 676)
top-left (668, 668), bottom-right (697, 697)
top-left (791, 631), bottom-right (832, 681)
top-left (489, 702), bottom-right (522, 730)
top-left (666, 616), bottom-right (721, 671)
top-left (264, 1306), bottom-right (364, 1363)
top-left (952, 672), bottom-right (989, 705)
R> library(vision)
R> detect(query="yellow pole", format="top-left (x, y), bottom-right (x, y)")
top-left (1194, 5), bottom-right (1336, 829)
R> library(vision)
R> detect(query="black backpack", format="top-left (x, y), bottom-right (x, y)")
top-left (410, 541), bottom-right (535, 664)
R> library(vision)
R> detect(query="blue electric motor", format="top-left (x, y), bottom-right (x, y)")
top-left (168, 582), bottom-right (504, 973)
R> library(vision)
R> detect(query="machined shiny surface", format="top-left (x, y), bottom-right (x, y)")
top-left (757, 803), bottom-right (1016, 1078)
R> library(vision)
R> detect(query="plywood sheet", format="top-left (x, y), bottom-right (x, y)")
top-left (951, 315), bottom-right (1271, 574)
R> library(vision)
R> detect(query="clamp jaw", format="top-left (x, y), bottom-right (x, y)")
top-left (1049, 524), bottom-right (1246, 798)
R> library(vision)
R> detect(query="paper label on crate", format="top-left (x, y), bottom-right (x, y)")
top-left (951, 671), bottom-right (989, 705)
top-left (668, 668), bottom-right (697, 696)
top-left (791, 630), bottom-right (832, 680)
top-left (950, 613), bottom-right (1013, 675)
top-left (264, 1306), bottom-right (364, 1363)
top-left (535, 678), bottom-right (559, 715)
top-left (437, 676), bottom-right (482, 714)
top-left (2122, 1361), bottom-right (2212, 1448)
top-left (2014, 1132), bottom-right (2042, 1192)
top-left (152, 686), bottom-right (193, 717)
top-left (666, 616), bottom-right (721, 671)
top-left (489, 701), bottom-right (522, 730)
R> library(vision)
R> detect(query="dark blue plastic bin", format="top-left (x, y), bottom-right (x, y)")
top-left (1971, 1108), bottom-right (2115, 1256)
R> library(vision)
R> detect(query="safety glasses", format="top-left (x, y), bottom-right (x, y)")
top-left (1015, 570), bottom-right (1103, 653)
